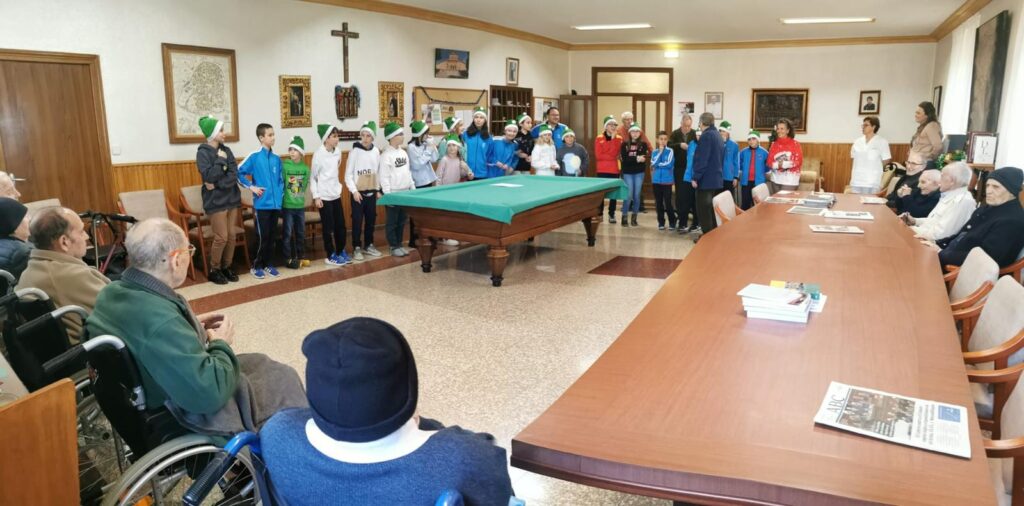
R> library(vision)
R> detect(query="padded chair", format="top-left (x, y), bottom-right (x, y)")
top-left (944, 248), bottom-right (1000, 314)
top-left (118, 190), bottom-right (197, 279)
top-left (22, 198), bottom-right (62, 217)
top-left (178, 185), bottom-right (250, 277)
top-left (713, 190), bottom-right (743, 226)
top-left (966, 362), bottom-right (1024, 505)
top-left (999, 246), bottom-right (1024, 284)
top-left (797, 159), bottom-right (824, 192)
top-left (751, 183), bottom-right (770, 205)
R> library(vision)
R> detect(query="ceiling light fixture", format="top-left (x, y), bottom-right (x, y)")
top-left (664, 50), bottom-right (679, 58)
top-left (780, 17), bottom-right (875, 25)
top-left (573, 23), bottom-right (652, 31)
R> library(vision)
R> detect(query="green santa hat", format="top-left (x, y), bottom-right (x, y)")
top-left (360, 120), bottom-right (377, 137)
top-left (537, 124), bottom-right (552, 136)
top-left (628, 124), bottom-right (641, 133)
top-left (442, 133), bottom-right (463, 148)
top-left (503, 119), bottom-right (519, 133)
top-left (516, 112), bottom-right (532, 125)
top-left (472, 106), bottom-right (487, 120)
top-left (198, 115), bottom-right (223, 141)
top-left (746, 129), bottom-right (761, 140)
top-left (410, 120), bottom-right (429, 137)
top-left (317, 123), bottom-right (337, 143)
top-left (602, 115), bottom-right (617, 129)
top-left (562, 128), bottom-right (576, 140)
top-left (288, 135), bottom-right (305, 154)
top-left (443, 116), bottom-right (462, 133)
top-left (719, 120), bottom-right (732, 132)
top-left (383, 122), bottom-right (404, 140)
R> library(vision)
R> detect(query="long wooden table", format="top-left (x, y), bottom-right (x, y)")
top-left (511, 194), bottom-right (995, 505)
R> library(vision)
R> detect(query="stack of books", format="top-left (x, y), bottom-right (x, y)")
top-left (737, 283), bottom-right (814, 323)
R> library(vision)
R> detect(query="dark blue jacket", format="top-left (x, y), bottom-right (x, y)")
top-left (0, 237), bottom-right (31, 280)
top-left (691, 126), bottom-right (724, 190)
top-left (238, 147), bottom-right (284, 210)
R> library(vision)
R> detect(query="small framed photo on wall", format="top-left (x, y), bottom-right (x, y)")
top-left (967, 132), bottom-right (998, 165)
top-left (858, 90), bottom-right (881, 115)
top-left (704, 92), bottom-right (723, 119)
top-left (506, 57), bottom-right (520, 86)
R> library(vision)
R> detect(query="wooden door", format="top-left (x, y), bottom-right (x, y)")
top-left (560, 94), bottom-right (595, 175)
top-left (0, 50), bottom-right (113, 211)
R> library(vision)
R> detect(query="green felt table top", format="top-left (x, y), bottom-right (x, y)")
top-left (377, 175), bottom-right (628, 223)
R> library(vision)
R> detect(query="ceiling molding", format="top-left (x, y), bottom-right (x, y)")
top-left (301, 0), bottom-right (571, 50)
top-left (569, 35), bottom-right (936, 52)
top-left (930, 0), bottom-right (992, 40)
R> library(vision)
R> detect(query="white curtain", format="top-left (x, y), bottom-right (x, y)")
top-left (941, 14), bottom-right (981, 135)
top-left (995, 5), bottom-right (1024, 167)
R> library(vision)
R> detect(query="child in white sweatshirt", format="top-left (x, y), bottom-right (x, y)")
top-left (344, 121), bottom-right (382, 262)
top-left (530, 125), bottom-right (558, 176)
top-left (378, 122), bottom-right (415, 257)
top-left (310, 123), bottom-right (350, 266)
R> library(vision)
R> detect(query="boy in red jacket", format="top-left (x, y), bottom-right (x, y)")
top-left (595, 115), bottom-right (623, 223)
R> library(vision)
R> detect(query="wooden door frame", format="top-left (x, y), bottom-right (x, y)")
top-left (0, 48), bottom-right (113, 206)
top-left (591, 67), bottom-right (674, 114)
top-left (560, 94), bottom-right (596, 175)
top-left (631, 95), bottom-right (673, 135)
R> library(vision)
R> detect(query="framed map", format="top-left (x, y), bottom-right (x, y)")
top-left (162, 43), bottom-right (240, 144)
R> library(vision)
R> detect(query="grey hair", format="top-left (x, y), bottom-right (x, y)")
top-left (942, 161), bottom-right (972, 187)
top-left (621, 111), bottom-right (634, 119)
top-left (125, 218), bottom-right (186, 271)
top-left (919, 169), bottom-right (942, 184)
top-left (698, 112), bottom-right (715, 127)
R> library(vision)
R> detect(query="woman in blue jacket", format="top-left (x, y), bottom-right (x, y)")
top-left (650, 131), bottom-right (677, 230)
top-left (462, 107), bottom-right (492, 179)
top-left (738, 130), bottom-right (770, 210)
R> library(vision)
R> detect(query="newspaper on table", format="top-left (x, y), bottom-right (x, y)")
top-left (809, 224), bottom-right (864, 234)
top-left (859, 196), bottom-right (889, 205)
top-left (822, 210), bottom-right (874, 221)
top-left (787, 206), bottom-right (824, 216)
top-left (813, 381), bottom-right (971, 459)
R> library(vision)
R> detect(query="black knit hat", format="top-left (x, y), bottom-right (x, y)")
top-left (989, 167), bottom-right (1023, 197)
top-left (0, 198), bottom-right (27, 237)
top-left (303, 317), bottom-right (418, 442)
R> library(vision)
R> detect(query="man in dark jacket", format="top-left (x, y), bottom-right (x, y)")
top-left (931, 167), bottom-right (1024, 267)
top-left (196, 115), bottom-right (242, 285)
top-left (0, 198), bottom-right (31, 280)
top-left (691, 113), bottom-right (724, 234)
top-left (893, 169), bottom-right (941, 218)
top-left (669, 114), bottom-right (697, 231)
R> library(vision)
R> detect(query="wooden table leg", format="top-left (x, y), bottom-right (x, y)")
top-left (487, 246), bottom-right (509, 287)
top-left (417, 237), bottom-right (436, 273)
top-left (582, 216), bottom-right (600, 247)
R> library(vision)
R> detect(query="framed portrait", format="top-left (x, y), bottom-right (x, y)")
top-left (967, 132), bottom-right (998, 165)
top-left (161, 43), bottom-right (240, 144)
top-left (279, 75), bottom-right (311, 128)
top-left (679, 101), bottom-right (695, 114)
top-left (506, 57), bottom-right (520, 86)
top-left (378, 81), bottom-right (404, 124)
top-left (704, 92), bottom-right (724, 120)
top-left (435, 48), bottom-right (470, 79)
top-left (933, 85), bottom-right (943, 116)
top-left (858, 90), bottom-right (881, 115)
top-left (751, 89), bottom-right (809, 133)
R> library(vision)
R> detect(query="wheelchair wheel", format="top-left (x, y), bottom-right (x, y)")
top-left (102, 434), bottom-right (261, 506)
top-left (77, 393), bottom-right (132, 504)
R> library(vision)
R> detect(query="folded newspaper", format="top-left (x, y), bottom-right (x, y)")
top-left (822, 210), bottom-right (874, 221)
top-left (859, 196), bottom-right (889, 205)
top-left (809, 225), bottom-right (864, 234)
top-left (813, 381), bottom-right (971, 458)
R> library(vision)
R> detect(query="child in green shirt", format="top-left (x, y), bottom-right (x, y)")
top-left (282, 136), bottom-right (311, 269)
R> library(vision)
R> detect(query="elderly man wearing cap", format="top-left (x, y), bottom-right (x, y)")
top-left (0, 172), bottom-right (21, 200)
top-left (196, 115), bottom-right (242, 284)
top-left (260, 317), bottom-right (515, 505)
top-left (738, 130), bottom-right (770, 209)
top-left (923, 166), bottom-right (1024, 267)
top-left (0, 198), bottom-right (31, 280)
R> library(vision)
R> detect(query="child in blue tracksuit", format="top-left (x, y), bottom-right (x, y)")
top-left (678, 131), bottom-right (700, 232)
top-left (486, 120), bottom-right (519, 178)
top-left (651, 131), bottom-right (677, 230)
top-left (462, 107), bottom-right (492, 179)
top-left (238, 123), bottom-right (284, 279)
top-left (738, 130), bottom-right (770, 210)
top-left (720, 121), bottom-right (740, 197)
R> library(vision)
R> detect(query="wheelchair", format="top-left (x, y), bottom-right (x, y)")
top-left (44, 334), bottom-right (263, 505)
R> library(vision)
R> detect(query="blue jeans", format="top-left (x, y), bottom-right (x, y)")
top-left (281, 208), bottom-right (305, 260)
top-left (622, 172), bottom-right (644, 215)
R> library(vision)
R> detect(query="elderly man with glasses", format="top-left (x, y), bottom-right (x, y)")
top-left (901, 162), bottom-right (976, 242)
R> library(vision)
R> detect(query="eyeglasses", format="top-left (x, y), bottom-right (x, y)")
top-left (167, 244), bottom-right (196, 261)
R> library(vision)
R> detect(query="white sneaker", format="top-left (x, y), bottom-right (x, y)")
top-left (391, 247), bottom-right (408, 257)
top-left (352, 247), bottom-right (364, 262)
top-left (442, 239), bottom-right (459, 246)
top-left (365, 245), bottom-right (383, 257)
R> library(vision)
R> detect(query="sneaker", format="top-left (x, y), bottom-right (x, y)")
top-left (325, 254), bottom-right (343, 267)
top-left (609, 215), bottom-right (617, 224)
top-left (443, 239), bottom-right (459, 246)
top-left (299, 259), bottom-right (310, 268)
top-left (208, 269), bottom-right (228, 285)
top-left (391, 247), bottom-right (408, 257)
top-left (338, 251), bottom-right (353, 265)
top-left (621, 218), bottom-right (628, 227)
top-left (669, 223), bottom-right (677, 231)
top-left (365, 245), bottom-right (383, 257)
top-left (677, 227), bottom-right (689, 235)
top-left (352, 247), bottom-right (365, 262)
top-left (250, 268), bottom-right (265, 280)
top-left (658, 225), bottom-right (666, 231)
top-left (221, 268), bottom-right (239, 282)
top-left (285, 259), bottom-right (300, 270)
top-left (265, 266), bottom-right (280, 277)
top-left (692, 225), bottom-right (703, 233)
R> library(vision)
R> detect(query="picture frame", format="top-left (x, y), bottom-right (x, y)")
top-left (968, 11), bottom-right (1011, 133)
top-left (435, 48), bottom-right (470, 79)
top-left (704, 92), bottom-right (724, 120)
top-left (933, 85), bottom-right (943, 116)
top-left (506, 57), bottom-right (520, 86)
top-left (378, 81), bottom-right (404, 125)
top-left (534, 97), bottom-right (559, 121)
top-left (680, 101), bottom-right (695, 114)
top-left (967, 132), bottom-right (998, 166)
top-left (161, 43), bottom-right (240, 144)
top-left (279, 75), bottom-right (311, 128)
top-left (858, 90), bottom-right (881, 115)
top-left (751, 89), bottom-right (809, 133)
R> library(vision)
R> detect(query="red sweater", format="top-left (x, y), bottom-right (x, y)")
top-left (766, 137), bottom-right (803, 173)
top-left (595, 133), bottom-right (624, 174)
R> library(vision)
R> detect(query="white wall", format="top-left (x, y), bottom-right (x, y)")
top-left (0, 0), bottom-right (569, 163)
top-left (570, 43), bottom-right (936, 144)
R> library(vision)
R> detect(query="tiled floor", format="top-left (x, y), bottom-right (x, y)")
top-left (180, 216), bottom-right (695, 505)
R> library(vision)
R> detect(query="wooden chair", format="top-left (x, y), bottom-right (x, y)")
top-left (178, 185), bottom-right (250, 277)
top-left (713, 190), bottom-right (743, 226)
top-left (1000, 247), bottom-right (1024, 284)
top-left (877, 172), bottom-right (902, 198)
top-left (118, 189), bottom-right (196, 279)
top-left (0, 379), bottom-right (78, 505)
top-left (944, 247), bottom-right (1000, 312)
top-left (303, 187), bottom-right (322, 249)
top-left (751, 183), bottom-right (770, 205)
top-left (966, 362), bottom-right (1024, 505)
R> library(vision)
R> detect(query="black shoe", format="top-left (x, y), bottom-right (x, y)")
top-left (631, 214), bottom-right (638, 226)
top-left (621, 217), bottom-right (629, 227)
top-left (609, 215), bottom-right (617, 224)
top-left (221, 268), bottom-right (239, 282)
top-left (208, 269), bottom-right (228, 285)
top-left (285, 259), bottom-right (300, 270)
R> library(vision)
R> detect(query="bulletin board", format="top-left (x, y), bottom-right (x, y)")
top-left (412, 86), bottom-right (488, 134)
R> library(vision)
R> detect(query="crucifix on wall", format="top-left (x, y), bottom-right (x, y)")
top-left (331, 22), bottom-right (359, 83)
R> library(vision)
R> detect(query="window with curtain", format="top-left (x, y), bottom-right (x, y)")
top-left (941, 14), bottom-right (981, 135)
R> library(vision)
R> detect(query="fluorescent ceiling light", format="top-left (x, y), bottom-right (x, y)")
top-left (780, 17), bottom-right (875, 25)
top-left (573, 23), bottom-right (652, 31)
top-left (664, 50), bottom-right (679, 58)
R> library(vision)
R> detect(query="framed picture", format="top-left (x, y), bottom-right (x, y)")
top-left (378, 81), bottom-right (404, 124)
top-left (967, 132), bottom-right (998, 165)
top-left (534, 97), bottom-right (559, 121)
top-left (858, 90), bottom-right (881, 115)
top-left (751, 89), bottom-right (809, 133)
top-left (968, 11), bottom-right (1011, 133)
top-left (279, 75), bottom-right (311, 128)
top-left (506, 57), bottom-right (520, 86)
top-left (435, 48), bottom-right (470, 79)
top-left (161, 43), bottom-right (240, 144)
top-left (704, 92), bottom-right (724, 119)
top-left (933, 85), bottom-right (943, 116)
top-left (679, 101), bottom-right (695, 114)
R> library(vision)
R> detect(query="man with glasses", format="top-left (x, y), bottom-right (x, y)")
top-left (87, 218), bottom-right (306, 434)
top-left (0, 172), bottom-right (21, 200)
